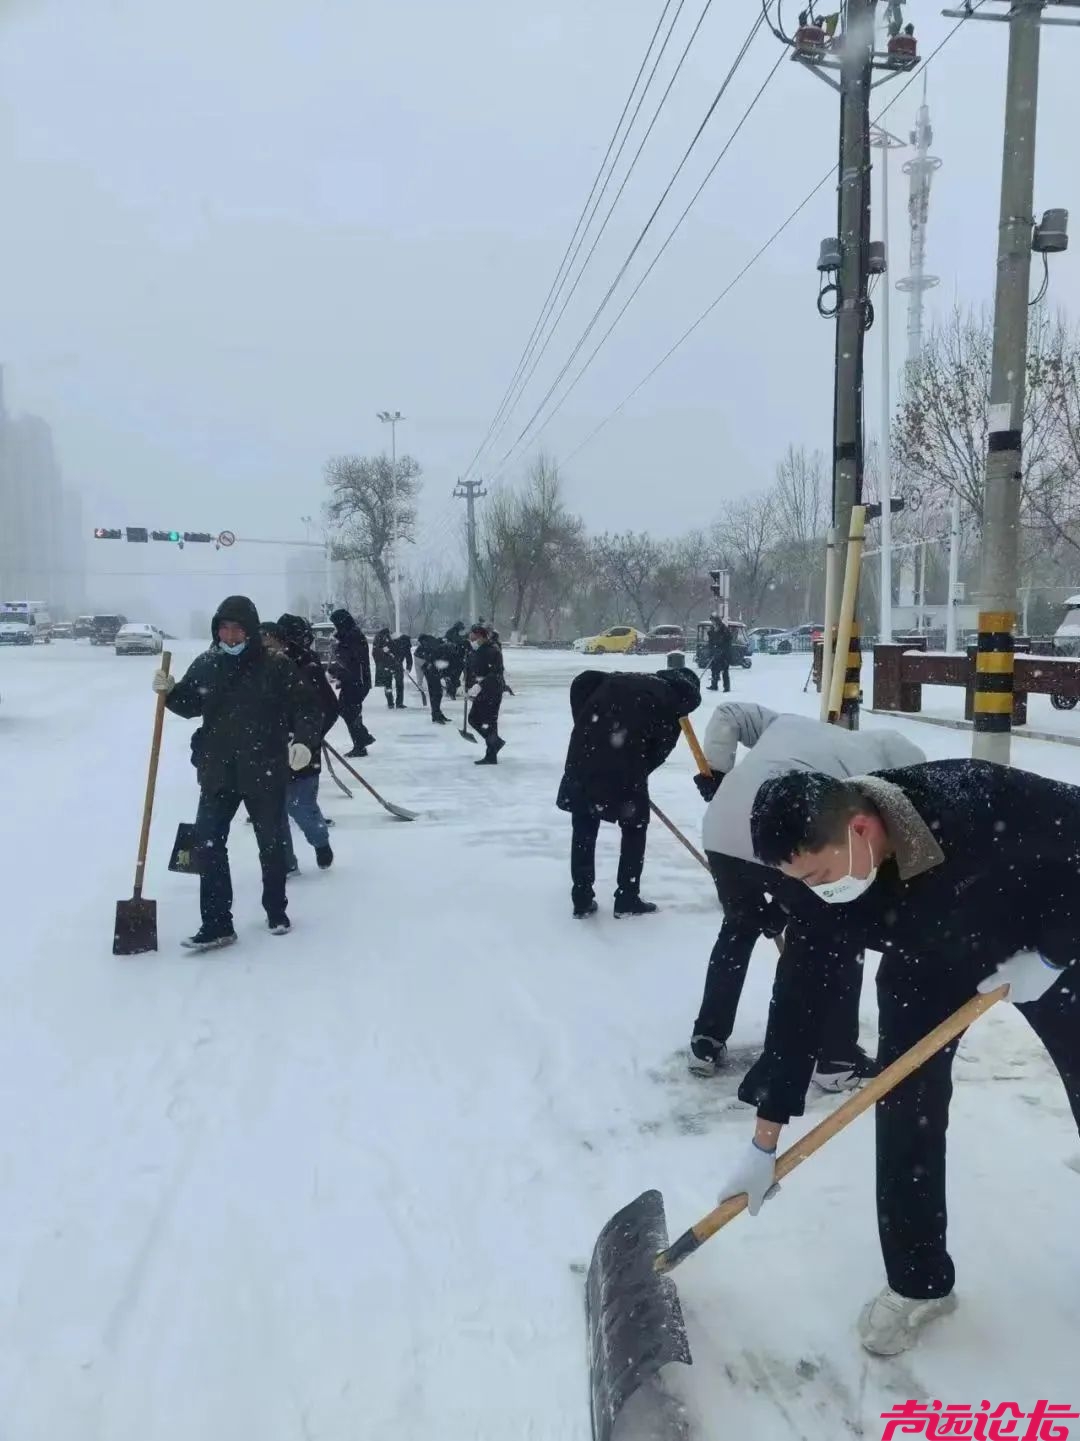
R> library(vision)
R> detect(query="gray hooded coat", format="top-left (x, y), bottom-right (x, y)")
top-left (701, 703), bottom-right (925, 863)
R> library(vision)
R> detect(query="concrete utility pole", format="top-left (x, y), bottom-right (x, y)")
top-left (870, 124), bottom-right (906, 646)
top-left (970, 2), bottom-right (1042, 764)
top-left (453, 477), bottom-right (487, 624)
top-left (377, 410), bottom-right (405, 634)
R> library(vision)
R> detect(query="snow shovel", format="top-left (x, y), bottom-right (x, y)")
top-left (678, 716), bottom-right (712, 778)
top-left (649, 800), bottom-right (709, 871)
top-left (114, 651), bottom-right (172, 955)
top-left (586, 985), bottom-right (1006, 1441)
top-left (322, 741), bottom-right (418, 821)
top-left (322, 745), bottom-right (354, 799)
top-left (459, 692), bottom-right (478, 744)
top-left (408, 668), bottom-right (428, 705)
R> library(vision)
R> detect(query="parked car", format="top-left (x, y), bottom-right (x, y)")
top-left (636, 624), bottom-right (686, 655)
top-left (578, 625), bottom-right (642, 656)
top-left (694, 619), bottom-right (752, 670)
top-left (50, 622), bottom-right (75, 639)
top-left (747, 626), bottom-right (787, 653)
top-left (90, 614), bottom-right (126, 645)
top-left (73, 615), bottom-right (95, 639)
top-left (0, 614), bottom-right (35, 646)
top-left (115, 622), bottom-right (163, 656)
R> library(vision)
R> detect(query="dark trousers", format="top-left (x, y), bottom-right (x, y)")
top-left (570, 809), bottom-right (648, 907)
top-left (338, 686), bottom-right (372, 750)
top-left (195, 784), bottom-right (288, 931)
top-left (709, 659), bottom-right (730, 692)
top-left (876, 952), bottom-right (1080, 1299)
top-left (697, 853), bottom-right (861, 1058)
top-left (423, 665), bottom-right (444, 719)
top-left (383, 665), bottom-right (405, 707)
top-left (468, 692), bottom-right (503, 755)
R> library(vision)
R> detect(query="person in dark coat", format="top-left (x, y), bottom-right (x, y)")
top-left (329, 608), bottom-right (374, 757)
top-left (722, 759), bottom-right (1080, 1358)
top-left (706, 615), bottom-right (733, 692)
top-left (465, 623), bottom-right (505, 764)
top-left (414, 633), bottom-right (451, 724)
top-left (489, 628), bottom-right (514, 696)
top-left (556, 665), bottom-right (701, 918)
top-left (442, 620), bottom-right (467, 700)
top-left (277, 613), bottom-right (339, 871)
top-left (152, 595), bottom-right (322, 948)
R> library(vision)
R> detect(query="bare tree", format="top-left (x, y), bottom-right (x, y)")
top-left (593, 532), bottom-right (667, 630)
top-left (400, 562), bottom-right (465, 635)
top-left (771, 445), bottom-right (827, 621)
top-left (324, 453), bottom-right (422, 620)
top-left (711, 492), bottom-right (779, 622)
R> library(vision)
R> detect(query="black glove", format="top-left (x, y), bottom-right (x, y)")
top-left (694, 772), bottom-right (722, 802)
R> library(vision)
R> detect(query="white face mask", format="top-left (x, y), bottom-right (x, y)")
top-left (220, 639), bottom-right (247, 656)
top-left (469, 639), bottom-right (481, 650)
top-left (809, 828), bottom-right (877, 905)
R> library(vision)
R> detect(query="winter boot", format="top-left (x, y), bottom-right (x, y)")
top-left (857, 1286), bottom-right (958, 1356)
top-left (614, 896), bottom-right (658, 919)
top-left (432, 712), bottom-right (449, 724)
top-left (573, 898), bottom-right (599, 920)
top-left (689, 1033), bottom-right (728, 1077)
top-left (267, 916), bottom-right (291, 937)
top-left (812, 1048), bottom-right (878, 1093)
top-left (345, 747), bottom-right (368, 759)
top-left (475, 752), bottom-right (498, 766)
top-left (315, 844), bottom-right (334, 870)
top-left (181, 925), bottom-right (237, 953)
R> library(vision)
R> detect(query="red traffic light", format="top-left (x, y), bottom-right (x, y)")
top-left (94, 527), bottom-right (122, 539)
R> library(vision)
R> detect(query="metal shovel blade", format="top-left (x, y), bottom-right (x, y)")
top-left (380, 797), bottom-right (420, 822)
top-left (113, 896), bottom-right (158, 956)
top-left (586, 1189), bottom-right (692, 1441)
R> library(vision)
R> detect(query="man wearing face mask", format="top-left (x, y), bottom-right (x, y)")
top-left (152, 595), bottom-right (322, 949)
top-left (465, 624), bottom-right (506, 765)
top-left (720, 758), bottom-right (1080, 1358)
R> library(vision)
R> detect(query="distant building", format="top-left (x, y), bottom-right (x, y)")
top-left (0, 368), bottom-right (85, 615)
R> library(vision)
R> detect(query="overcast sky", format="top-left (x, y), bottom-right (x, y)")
top-left (0, 0), bottom-right (1077, 623)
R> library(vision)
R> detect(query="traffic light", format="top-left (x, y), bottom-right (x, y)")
top-left (94, 527), bottom-right (122, 539)
top-left (863, 499), bottom-right (906, 523)
top-left (183, 532), bottom-right (213, 544)
top-left (709, 569), bottom-right (722, 598)
top-left (151, 530), bottom-right (182, 542)
top-left (126, 526), bottom-right (148, 543)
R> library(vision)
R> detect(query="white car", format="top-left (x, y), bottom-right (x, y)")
top-left (115, 622), bottom-right (163, 656)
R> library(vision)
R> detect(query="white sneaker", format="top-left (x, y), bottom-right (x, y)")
top-left (858, 1285), bottom-right (958, 1356)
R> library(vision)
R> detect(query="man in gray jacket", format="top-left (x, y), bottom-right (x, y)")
top-left (690, 702), bottom-right (924, 1085)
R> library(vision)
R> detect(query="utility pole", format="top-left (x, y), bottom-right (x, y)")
top-left (870, 124), bottom-right (906, 646)
top-left (377, 410), bottom-right (405, 634)
top-left (454, 477), bottom-right (487, 623)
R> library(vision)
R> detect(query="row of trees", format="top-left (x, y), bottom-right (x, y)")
top-left (320, 306), bottom-right (1080, 642)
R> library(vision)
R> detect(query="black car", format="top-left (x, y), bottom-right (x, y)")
top-left (90, 614), bottom-right (126, 645)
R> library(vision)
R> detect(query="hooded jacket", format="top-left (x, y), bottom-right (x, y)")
top-left (556, 668), bottom-right (701, 824)
top-left (165, 595), bottom-right (322, 795)
top-left (278, 613), bottom-right (339, 778)
top-left (329, 609), bottom-right (372, 695)
top-left (701, 703), bottom-right (925, 862)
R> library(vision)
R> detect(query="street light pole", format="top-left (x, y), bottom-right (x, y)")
top-left (870, 124), bottom-right (905, 646)
top-left (377, 409), bottom-right (405, 634)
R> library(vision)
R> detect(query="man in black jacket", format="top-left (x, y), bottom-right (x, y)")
top-left (329, 609), bottom-right (374, 756)
top-left (277, 613), bottom-right (339, 871)
top-left (465, 624), bottom-right (506, 765)
top-left (153, 595), bottom-right (322, 948)
top-left (373, 628), bottom-right (413, 709)
top-left (706, 615), bottom-right (732, 692)
top-left (443, 620), bottom-right (467, 701)
top-left (414, 633), bottom-right (451, 724)
top-left (556, 665), bottom-right (701, 918)
top-left (721, 759), bottom-right (1080, 1357)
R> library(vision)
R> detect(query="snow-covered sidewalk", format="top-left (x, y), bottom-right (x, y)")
top-left (0, 643), bottom-right (1076, 1440)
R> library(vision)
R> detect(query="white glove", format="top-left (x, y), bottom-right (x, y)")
top-left (719, 1139), bottom-right (778, 1217)
top-left (467, 683), bottom-right (482, 699)
top-left (977, 950), bottom-right (1066, 1006)
top-left (152, 670), bottom-right (175, 694)
top-left (288, 742), bottom-right (312, 771)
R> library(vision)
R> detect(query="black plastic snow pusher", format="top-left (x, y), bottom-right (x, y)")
top-left (586, 988), bottom-right (1007, 1440)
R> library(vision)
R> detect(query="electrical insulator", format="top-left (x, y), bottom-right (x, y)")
top-left (794, 23), bottom-right (826, 57)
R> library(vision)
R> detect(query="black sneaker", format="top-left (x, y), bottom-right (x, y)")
top-left (689, 1033), bottom-right (728, 1077)
top-left (432, 713), bottom-right (449, 724)
top-left (812, 1048), bottom-right (878, 1092)
top-left (573, 899), bottom-right (599, 920)
top-left (614, 897), bottom-right (658, 919)
top-left (345, 747), bottom-right (368, 759)
top-left (181, 926), bottom-right (237, 952)
top-left (268, 916), bottom-right (291, 936)
top-left (315, 844), bottom-right (334, 870)
top-left (395, 701), bottom-right (406, 709)
top-left (475, 754), bottom-right (498, 766)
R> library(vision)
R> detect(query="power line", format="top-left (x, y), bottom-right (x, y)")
top-left (559, 6), bottom-right (984, 469)
top-left (470, 0), bottom-right (720, 479)
top-left (460, 0), bottom-right (683, 483)
top-left (491, 6), bottom-right (767, 478)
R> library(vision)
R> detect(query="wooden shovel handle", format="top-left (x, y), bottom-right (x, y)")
top-left (656, 986), bottom-right (1005, 1272)
top-left (680, 717), bottom-right (712, 776)
top-left (133, 651), bottom-right (171, 899)
top-left (649, 800), bottom-right (710, 871)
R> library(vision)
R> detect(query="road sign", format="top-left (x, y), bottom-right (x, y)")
top-left (218, 530), bottom-right (236, 548)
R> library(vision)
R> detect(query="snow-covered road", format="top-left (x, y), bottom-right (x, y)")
top-left (1, 642), bottom-right (1077, 1440)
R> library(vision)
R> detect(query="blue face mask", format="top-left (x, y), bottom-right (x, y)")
top-left (220, 640), bottom-right (247, 656)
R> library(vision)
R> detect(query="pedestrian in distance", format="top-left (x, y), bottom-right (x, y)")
top-left (705, 614), bottom-right (732, 692)
top-left (152, 595), bottom-right (321, 949)
top-left (556, 663), bottom-right (700, 919)
top-left (723, 758), bottom-right (1080, 1357)
top-left (414, 633), bottom-right (451, 724)
top-left (277, 613), bottom-right (339, 872)
top-left (373, 627), bottom-right (413, 709)
top-left (329, 608), bottom-right (375, 757)
top-left (688, 701), bottom-right (922, 1087)
top-left (465, 623), bottom-right (506, 765)
top-left (442, 620), bottom-right (467, 700)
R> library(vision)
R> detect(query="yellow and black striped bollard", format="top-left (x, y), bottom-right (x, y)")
top-left (973, 611), bottom-right (1015, 735)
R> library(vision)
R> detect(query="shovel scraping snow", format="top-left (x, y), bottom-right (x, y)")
top-left (585, 986), bottom-right (1005, 1440)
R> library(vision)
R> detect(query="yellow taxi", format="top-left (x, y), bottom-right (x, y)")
top-left (578, 625), bottom-right (642, 655)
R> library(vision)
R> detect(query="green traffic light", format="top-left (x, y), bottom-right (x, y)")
top-left (168, 531), bottom-right (180, 542)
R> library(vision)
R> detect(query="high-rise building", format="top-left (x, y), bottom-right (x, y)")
top-left (0, 367), bottom-right (85, 614)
